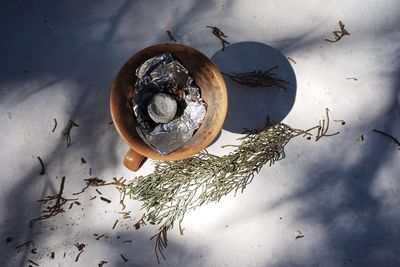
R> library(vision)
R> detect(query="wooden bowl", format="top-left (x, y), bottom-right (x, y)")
top-left (110, 43), bottom-right (228, 171)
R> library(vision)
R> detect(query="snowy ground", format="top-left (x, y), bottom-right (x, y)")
top-left (1, 0), bottom-right (399, 266)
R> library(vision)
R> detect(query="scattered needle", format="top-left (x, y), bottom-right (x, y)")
top-left (372, 129), bottom-right (400, 149)
top-left (28, 259), bottom-right (39, 266)
top-left (100, 197), bottom-right (111, 203)
top-left (37, 157), bottom-right (45, 175)
top-left (120, 254), bottom-right (129, 262)
top-left (166, 30), bottom-right (177, 42)
top-left (287, 57), bottom-right (297, 64)
top-left (52, 118), bottom-right (57, 132)
top-left (112, 220), bottom-right (119, 230)
top-left (96, 234), bottom-right (105, 241)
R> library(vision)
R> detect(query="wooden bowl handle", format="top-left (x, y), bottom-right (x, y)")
top-left (123, 149), bottom-right (147, 171)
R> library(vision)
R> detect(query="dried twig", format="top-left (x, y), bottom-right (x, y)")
top-left (372, 129), bottom-right (400, 149)
top-left (207, 26), bottom-right (229, 50)
top-left (166, 30), bottom-right (177, 42)
top-left (133, 213), bottom-right (147, 230)
top-left (51, 118), bottom-right (57, 132)
top-left (63, 120), bottom-right (79, 147)
top-left (37, 157), bottom-right (45, 175)
top-left (315, 108), bottom-right (340, 141)
top-left (30, 176), bottom-right (78, 227)
top-left (222, 66), bottom-right (289, 91)
top-left (72, 177), bottom-right (106, 195)
top-left (346, 77), bottom-right (358, 81)
top-left (150, 227), bottom-right (168, 263)
top-left (325, 20), bottom-right (350, 42)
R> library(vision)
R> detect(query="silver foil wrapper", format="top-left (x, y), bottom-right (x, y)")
top-left (133, 53), bottom-right (207, 155)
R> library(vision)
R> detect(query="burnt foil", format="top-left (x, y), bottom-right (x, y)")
top-left (132, 53), bottom-right (207, 155)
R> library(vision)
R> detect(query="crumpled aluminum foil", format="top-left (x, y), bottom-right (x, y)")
top-left (132, 53), bottom-right (207, 155)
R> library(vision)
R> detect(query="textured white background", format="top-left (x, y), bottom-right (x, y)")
top-left (0, 0), bottom-right (399, 266)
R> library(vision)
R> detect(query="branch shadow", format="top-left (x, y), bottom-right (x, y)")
top-left (211, 41), bottom-right (297, 133)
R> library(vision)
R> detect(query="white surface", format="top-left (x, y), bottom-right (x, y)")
top-left (1, 0), bottom-right (400, 266)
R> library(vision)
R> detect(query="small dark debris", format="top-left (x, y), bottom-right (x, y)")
top-left (31, 248), bottom-right (37, 254)
top-left (23, 69), bottom-right (29, 73)
top-left (50, 252), bottom-right (55, 259)
top-left (96, 189), bottom-right (102, 195)
top-left (295, 234), bottom-right (305, 239)
top-left (307, 137), bottom-right (311, 140)
top-left (356, 135), bottom-right (364, 142)
top-left (109, 121), bottom-right (113, 125)
top-left (81, 158), bottom-right (87, 164)
top-left (6, 237), bottom-right (13, 243)
top-left (63, 252), bottom-right (66, 258)
top-left (99, 261), bottom-right (108, 267)
top-left (122, 240), bottom-right (132, 243)
top-left (75, 243), bottom-right (85, 251)
top-left (89, 168), bottom-right (92, 176)
top-left (90, 196), bottom-right (97, 200)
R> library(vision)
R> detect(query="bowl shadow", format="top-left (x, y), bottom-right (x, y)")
top-left (211, 41), bottom-right (297, 133)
